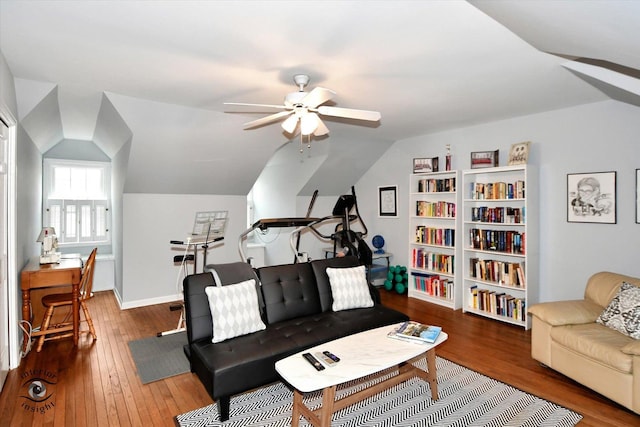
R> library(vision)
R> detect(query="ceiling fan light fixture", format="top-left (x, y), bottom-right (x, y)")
top-left (282, 114), bottom-right (299, 134)
top-left (300, 113), bottom-right (319, 136)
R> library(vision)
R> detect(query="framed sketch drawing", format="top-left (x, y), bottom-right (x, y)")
top-left (636, 169), bottom-right (639, 224)
top-left (567, 171), bottom-right (616, 224)
top-left (508, 141), bottom-right (530, 165)
top-left (378, 186), bottom-right (398, 217)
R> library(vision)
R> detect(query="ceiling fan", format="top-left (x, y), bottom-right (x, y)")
top-left (224, 74), bottom-right (381, 137)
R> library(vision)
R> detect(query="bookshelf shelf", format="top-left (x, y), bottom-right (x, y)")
top-left (462, 165), bottom-right (538, 329)
top-left (408, 170), bottom-right (462, 310)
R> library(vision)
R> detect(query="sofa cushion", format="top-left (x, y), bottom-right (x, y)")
top-left (596, 282), bottom-right (640, 339)
top-left (205, 279), bottom-right (266, 343)
top-left (551, 323), bottom-right (634, 373)
top-left (326, 265), bottom-right (374, 311)
top-left (257, 262), bottom-right (321, 324)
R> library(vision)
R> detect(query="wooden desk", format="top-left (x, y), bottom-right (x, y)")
top-left (21, 257), bottom-right (82, 351)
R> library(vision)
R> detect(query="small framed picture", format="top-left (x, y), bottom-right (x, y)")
top-left (470, 150), bottom-right (499, 169)
top-left (378, 185), bottom-right (398, 217)
top-left (508, 141), bottom-right (530, 166)
top-left (413, 157), bottom-right (439, 173)
top-left (636, 169), bottom-right (639, 224)
top-left (567, 171), bottom-right (616, 224)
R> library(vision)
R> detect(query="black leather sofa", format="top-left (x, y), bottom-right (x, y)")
top-left (183, 255), bottom-right (409, 421)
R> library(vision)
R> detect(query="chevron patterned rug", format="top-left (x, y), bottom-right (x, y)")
top-left (175, 357), bottom-right (582, 427)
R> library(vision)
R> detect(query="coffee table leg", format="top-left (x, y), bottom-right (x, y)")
top-left (319, 385), bottom-right (336, 427)
top-left (425, 348), bottom-right (439, 400)
top-left (292, 389), bottom-right (302, 427)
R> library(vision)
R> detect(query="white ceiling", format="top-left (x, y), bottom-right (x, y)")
top-left (1, 1), bottom-right (638, 195)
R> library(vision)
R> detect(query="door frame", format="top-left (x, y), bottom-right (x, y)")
top-left (0, 103), bottom-right (18, 379)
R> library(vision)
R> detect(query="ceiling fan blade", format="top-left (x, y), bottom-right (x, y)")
top-left (281, 114), bottom-right (300, 134)
top-left (301, 87), bottom-right (336, 108)
top-left (225, 102), bottom-right (289, 110)
top-left (313, 117), bottom-right (330, 136)
top-left (243, 110), bottom-right (293, 129)
top-left (317, 106), bottom-right (381, 121)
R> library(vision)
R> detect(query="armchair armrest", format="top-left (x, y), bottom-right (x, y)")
top-left (528, 300), bottom-right (602, 326)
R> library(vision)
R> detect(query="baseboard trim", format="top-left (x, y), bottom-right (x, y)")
top-left (119, 293), bottom-right (183, 310)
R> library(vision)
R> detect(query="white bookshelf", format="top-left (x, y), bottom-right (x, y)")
top-left (461, 165), bottom-right (538, 329)
top-left (407, 170), bottom-right (462, 309)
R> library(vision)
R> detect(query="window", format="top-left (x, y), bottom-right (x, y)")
top-left (43, 159), bottom-right (111, 245)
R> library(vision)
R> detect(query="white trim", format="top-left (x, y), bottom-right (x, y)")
top-left (0, 103), bottom-right (18, 370)
top-left (118, 293), bottom-right (183, 310)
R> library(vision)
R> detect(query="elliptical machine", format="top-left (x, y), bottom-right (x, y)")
top-left (289, 186), bottom-right (372, 267)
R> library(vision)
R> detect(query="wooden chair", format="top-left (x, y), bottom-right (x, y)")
top-left (36, 248), bottom-right (98, 352)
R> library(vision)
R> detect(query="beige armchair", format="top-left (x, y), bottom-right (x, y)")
top-left (528, 271), bottom-right (640, 414)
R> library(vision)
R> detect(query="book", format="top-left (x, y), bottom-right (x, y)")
top-left (388, 321), bottom-right (442, 344)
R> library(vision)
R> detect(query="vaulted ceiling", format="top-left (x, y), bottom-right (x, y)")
top-left (1, 1), bottom-right (638, 196)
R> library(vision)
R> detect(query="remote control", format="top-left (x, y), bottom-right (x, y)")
top-left (314, 352), bottom-right (337, 367)
top-left (302, 352), bottom-right (325, 371)
top-left (323, 351), bottom-right (340, 363)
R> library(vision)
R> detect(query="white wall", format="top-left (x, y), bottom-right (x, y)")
top-left (120, 193), bottom-right (247, 308)
top-left (356, 99), bottom-right (640, 302)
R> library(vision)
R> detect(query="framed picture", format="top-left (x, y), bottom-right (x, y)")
top-left (567, 171), bottom-right (616, 224)
top-left (470, 150), bottom-right (499, 169)
top-left (413, 157), bottom-right (439, 173)
top-left (508, 141), bottom-right (530, 166)
top-left (636, 169), bottom-right (639, 224)
top-left (378, 186), bottom-right (398, 217)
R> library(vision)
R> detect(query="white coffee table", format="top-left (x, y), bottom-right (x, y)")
top-left (275, 323), bottom-right (448, 427)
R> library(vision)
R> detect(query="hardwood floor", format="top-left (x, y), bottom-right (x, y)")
top-left (0, 289), bottom-right (637, 426)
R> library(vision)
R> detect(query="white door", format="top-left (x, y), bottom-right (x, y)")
top-left (0, 118), bottom-right (9, 391)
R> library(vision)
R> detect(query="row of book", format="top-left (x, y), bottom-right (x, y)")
top-left (468, 286), bottom-right (526, 321)
top-left (411, 249), bottom-right (455, 274)
top-left (417, 177), bottom-right (456, 193)
top-left (416, 226), bottom-right (455, 247)
top-left (470, 206), bottom-right (525, 224)
top-left (416, 200), bottom-right (456, 218)
top-left (411, 272), bottom-right (454, 300)
top-left (468, 258), bottom-right (526, 287)
top-left (469, 229), bottom-right (525, 254)
top-left (469, 180), bottom-right (525, 200)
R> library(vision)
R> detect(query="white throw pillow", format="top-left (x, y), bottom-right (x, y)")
top-left (205, 279), bottom-right (266, 343)
top-left (326, 265), bottom-right (374, 311)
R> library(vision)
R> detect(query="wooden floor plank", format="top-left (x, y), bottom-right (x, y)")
top-left (0, 289), bottom-right (638, 426)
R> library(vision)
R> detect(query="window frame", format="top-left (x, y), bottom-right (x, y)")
top-left (43, 159), bottom-right (111, 246)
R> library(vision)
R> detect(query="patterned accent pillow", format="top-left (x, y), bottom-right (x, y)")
top-left (596, 282), bottom-right (640, 339)
top-left (205, 279), bottom-right (266, 343)
top-left (326, 265), bottom-right (374, 311)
